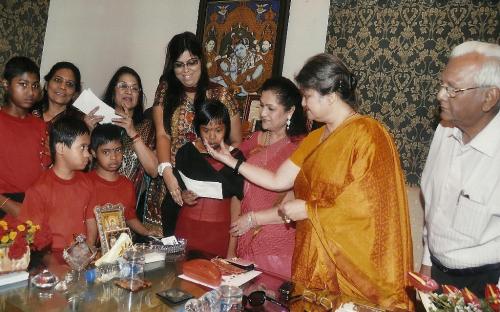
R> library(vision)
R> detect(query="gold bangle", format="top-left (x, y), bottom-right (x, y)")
top-left (0, 197), bottom-right (9, 209)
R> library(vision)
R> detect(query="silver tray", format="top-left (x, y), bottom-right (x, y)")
top-left (134, 238), bottom-right (186, 254)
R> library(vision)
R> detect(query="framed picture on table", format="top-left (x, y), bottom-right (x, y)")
top-left (196, 0), bottom-right (291, 102)
top-left (94, 203), bottom-right (131, 253)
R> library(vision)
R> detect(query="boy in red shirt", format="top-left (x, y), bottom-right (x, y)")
top-left (18, 116), bottom-right (94, 262)
top-left (0, 56), bottom-right (50, 216)
top-left (86, 124), bottom-right (152, 245)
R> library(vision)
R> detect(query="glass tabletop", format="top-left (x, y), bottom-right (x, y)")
top-left (0, 255), bottom-right (289, 311)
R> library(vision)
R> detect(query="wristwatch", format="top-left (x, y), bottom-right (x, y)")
top-left (157, 162), bottom-right (173, 176)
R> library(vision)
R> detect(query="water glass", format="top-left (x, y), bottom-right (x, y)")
top-left (219, 285), bottom-right (243, 312)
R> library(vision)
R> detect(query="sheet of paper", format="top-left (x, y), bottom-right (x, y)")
top-left (178, 171), bottom-right (223, 199)
top-left (178, 270), bottom-right (262, 289)
top-left (0, 271), bottom-right (29, 287)
top-left (72, 89), bottom-right (121, 124)
top-left (161, 235), bottom-right (178, 245)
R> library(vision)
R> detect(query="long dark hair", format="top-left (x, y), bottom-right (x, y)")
top-left (102, 66), bottom-right (144, 125)
top-left (34, 61), bottom-right (81, 113)
top-left (160, 31), bottom-right (209, 133)
top-left (261, 77), bottom-right (308, 138)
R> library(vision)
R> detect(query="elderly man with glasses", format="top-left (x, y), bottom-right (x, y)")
top-left (420, 41), bottom-right (500, 296)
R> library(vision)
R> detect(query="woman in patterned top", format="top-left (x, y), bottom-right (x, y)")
top-left (101, 66), bottom-right (158, 201)
top-left (152, 31), bottom-right (241, 236)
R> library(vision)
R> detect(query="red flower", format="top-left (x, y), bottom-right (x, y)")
top-left (4, 216), bottom-right (20, 230)
top-left (461, 288), bottom-right (480, 306)
top-left (442, 284), bottom-right (460, 295)
top-left (8, 237), bottom-right (27, 260)
top-left (485, 284), bottom-right (500, 312)
top-left (32, 226), bottom-right (52, 251)
top-left (407, 272), bottom-right (439, 293)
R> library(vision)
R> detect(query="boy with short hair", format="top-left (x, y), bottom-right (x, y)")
top-left (0, 56), bottom-right (50, 216)
top-left (87, 124), bottom-right (152, 245)
top-left (18, 116), bottom-right (94, 262)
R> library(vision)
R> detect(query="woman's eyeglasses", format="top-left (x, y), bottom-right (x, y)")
top-left (174, 58), bottom-right (200, 71)
top-left (116, 82), bottom-right (141, 93)
top-left (242, 290), bottom-right (289, 311)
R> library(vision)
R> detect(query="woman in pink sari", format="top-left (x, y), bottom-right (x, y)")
top-left (230, 77), bottom-right (308, 282)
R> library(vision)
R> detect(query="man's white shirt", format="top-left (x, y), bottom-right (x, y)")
top-left (421, 112), bottom-right (500, 269)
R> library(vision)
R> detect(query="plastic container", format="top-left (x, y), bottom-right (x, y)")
top-left (85, 263), bottom-right (120, 284)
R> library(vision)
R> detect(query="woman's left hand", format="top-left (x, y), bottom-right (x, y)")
top-left (204, 140), bottom-right (235, 166)
top-left (112, 108), bottom-right (137, 138)
top-left (229, 214), bottom-right (253, 237)
top-left (279, 199), bottom-right (308, 222)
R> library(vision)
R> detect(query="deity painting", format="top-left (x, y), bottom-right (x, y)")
top-left (197, 0), bottom-right (290, 99)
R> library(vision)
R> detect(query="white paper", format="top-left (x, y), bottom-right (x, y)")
top-left (178, 270), bottom-right (262, 289)
top-left (144, 252), bottom-right (166, 264)
top-left (0, 271), bottom-right (29, 287)
top-left (72, 89), bottom-right (121, 124)
top-left (161, 235), bottom-right (178, 245)
top-left (178, 171), bottom-right (223, 199)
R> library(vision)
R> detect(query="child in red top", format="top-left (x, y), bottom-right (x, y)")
top-left (18, 116), bottom-right (94, 263)
top-left (0, 57), bottom-right (50, 216)
top-left (86, 124), bottom-right (152, 245)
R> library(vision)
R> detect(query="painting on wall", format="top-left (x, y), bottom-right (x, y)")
top-left (196, 0), bottom-right (291, 101)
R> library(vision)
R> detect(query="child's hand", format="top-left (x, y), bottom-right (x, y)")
top-left (181, 190), bottom-right (198, 206)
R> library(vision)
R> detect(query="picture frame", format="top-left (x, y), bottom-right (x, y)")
top-left (94, 203), bottom-right (131, 254)
top-left (242, 93), bottom-right (263, 135)
top-left (196, 0), bottom-right (291, 100)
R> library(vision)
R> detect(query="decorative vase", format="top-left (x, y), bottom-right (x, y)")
top-left (0, 245), bottom-right (30, 273)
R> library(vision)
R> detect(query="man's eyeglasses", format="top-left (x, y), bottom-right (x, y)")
top-left (439, 84), bottom-right (488, 98)
top-left (242, 290), bottom-right (289, 311)
top-left (116, 82), bottom-right (141, 93)
top-left (173, 58), bottom-right (200, 71)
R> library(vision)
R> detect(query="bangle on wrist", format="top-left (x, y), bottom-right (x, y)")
top-left (132, 136), bottom-right (141, 143)
top-left (246, 211), bottom-right (256, 229)
top-left (234, 159), bottom-right (244, 174)
top-left (130, 133), bottom-right (140, 141)
top-left (157, 162), bottom-right (173, 176)
top-left (0, 197), bottom-right (9, 209)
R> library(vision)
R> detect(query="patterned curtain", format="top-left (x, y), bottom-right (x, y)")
top-left (0, 0), bottom-right (50, 103)
top-left (325, 0), bottom-right (499, 185)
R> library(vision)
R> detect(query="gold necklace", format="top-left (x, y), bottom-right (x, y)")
top-left (264, 131), bottom-right (271, 146)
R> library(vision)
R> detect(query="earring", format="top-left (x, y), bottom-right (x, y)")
top-left (286, 116), bottom-right (291, 131)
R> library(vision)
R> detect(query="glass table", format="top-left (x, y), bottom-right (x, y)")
top-left (0, 254), bottom-right (288, 311)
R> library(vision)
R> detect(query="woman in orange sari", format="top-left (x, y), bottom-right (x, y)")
top-left (207, 53), bottom-right (413, 311)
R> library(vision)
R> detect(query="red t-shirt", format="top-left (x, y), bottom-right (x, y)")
top-left (18, 169), bottom-right (94, 250)
top-left (0, 109), bottom-right (50, 193)
top-left (87, 171), bottom-right (136, 221)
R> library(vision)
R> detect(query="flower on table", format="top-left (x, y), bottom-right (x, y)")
top-left (408, 272), bottom-right (499, 312)
top-left (0, 216), bottom-right (46, 260)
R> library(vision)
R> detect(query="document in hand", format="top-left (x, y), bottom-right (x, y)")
top-left (178, 171), bottom-right (223, 199)
top-left (72, 89), bottom-right (121, 124)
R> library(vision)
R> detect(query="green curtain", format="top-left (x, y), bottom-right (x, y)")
top-left (326, 0), bottom-right (499, 185)
top-left (0, 0), bottom-right (50, 103)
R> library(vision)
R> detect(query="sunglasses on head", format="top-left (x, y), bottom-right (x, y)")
top-left (242, 290), bottom-right (289, 311)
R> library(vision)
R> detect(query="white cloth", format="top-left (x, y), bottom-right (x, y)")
top-left (421, 112), bottom-right (500, 269)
